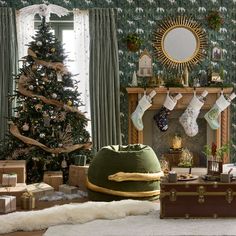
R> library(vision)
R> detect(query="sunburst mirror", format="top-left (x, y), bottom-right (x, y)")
top-left (153, 15), bottom-right (207, 71)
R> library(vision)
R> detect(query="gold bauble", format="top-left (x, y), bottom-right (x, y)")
top-left (67, 100), bottom-right (73, 106)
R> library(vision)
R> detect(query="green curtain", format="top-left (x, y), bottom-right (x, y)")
top-left (0, 8), bottom-right (18, 141)
top-left (89, 8), bottom-right (121, 153)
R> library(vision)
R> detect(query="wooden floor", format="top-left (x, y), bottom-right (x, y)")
top-left (1, 197), bottom-right (89, 236)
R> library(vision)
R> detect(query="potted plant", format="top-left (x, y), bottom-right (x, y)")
top-left (203, 142), bottom-right (230, 176)
top-left (206, 11), bottom-right (224, 31)
top-left (125, 33), bottom-right (143, 52)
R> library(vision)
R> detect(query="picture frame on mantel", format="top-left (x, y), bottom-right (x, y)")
top-left (137, 49), bottom-right (153, 77)
top-left (212, 46), bottom-right (223, 61)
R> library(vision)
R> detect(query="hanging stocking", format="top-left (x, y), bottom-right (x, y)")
top-left (154, 92), bottom-right (182, 132)
top-left (179, 90), bottom-right (208, 137)
top-left (205, 92), bottom-right (236, 130)
top-left (131, 90), bottom-right (156, 131)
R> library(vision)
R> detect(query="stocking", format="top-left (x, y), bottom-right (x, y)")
top-left (131, 90), bottom-right (156, 131)
top-left (153, 93), bottom-right (182, 132)
top-left (204, 92), bottom-right (236, 130)
top-left (179, 90), bottom-right (208, 137)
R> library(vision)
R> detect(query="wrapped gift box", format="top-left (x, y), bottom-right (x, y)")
top-left (21, 192), bottom-right (35, 210)
top-left (43, 171), bottom-right (63, 191)
top-left (74, 155), bottom-right (87, 166)
top-left (68, 165), bottom-right (89, 191)
top-left (0, 183), bottom-right (27, 206)
top-left (0, 160), bottom-right (26, 183)
top-left (59, 184), bottom-right (78, 194)
top-left (26, 182), bottom-right (54, 200)
top-left (0, 195), bottom-right (16, 213)
top-left (2, 173), bottom-right (17, 187)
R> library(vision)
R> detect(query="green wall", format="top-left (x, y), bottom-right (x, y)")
top-left (2, 0), bottom-right (236, 160)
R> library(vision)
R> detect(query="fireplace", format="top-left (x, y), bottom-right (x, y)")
top-left (127, 87), bottom-right (233, 164)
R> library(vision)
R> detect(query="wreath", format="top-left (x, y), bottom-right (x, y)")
top-left (206, 11), bottom-right (224, 31)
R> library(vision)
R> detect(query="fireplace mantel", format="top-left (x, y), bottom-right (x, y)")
top-left (126, 87), bottom-right (233, 163)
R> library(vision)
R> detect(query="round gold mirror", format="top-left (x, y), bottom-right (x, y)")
top-left (153, 16), bottom-right (207, 70)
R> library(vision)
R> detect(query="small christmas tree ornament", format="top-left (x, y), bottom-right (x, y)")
top-left (52, 93), bottom-right (57, 99)
top-left (56, 72), bottom-right (63, 82)
top-left (35, 104), bottom-right (43, 111)
top-left (61, 157), bottom-right (67, 168)
top-left (67, 100), bottom-right (72, 106)
top-left (36, 41), bottom-right (42, 47)
top-left (29, 85), bottom-right (34, 90)
top-left (39, 133), bottom-right (46, 138)
top-left (22, 123), bottom-right (30, 131)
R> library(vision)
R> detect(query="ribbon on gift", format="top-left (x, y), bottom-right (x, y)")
top-left (21, 191), bottom-right (35, 210)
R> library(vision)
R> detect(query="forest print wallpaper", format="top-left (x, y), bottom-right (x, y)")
top-left (1, 0), bottom-right (236, 161)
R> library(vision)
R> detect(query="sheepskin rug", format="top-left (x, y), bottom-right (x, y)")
top-left (0, 199), bottom-right (156, 234)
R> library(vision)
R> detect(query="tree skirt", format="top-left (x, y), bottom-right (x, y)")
top-left (0, 200), bottom-right (156, 234)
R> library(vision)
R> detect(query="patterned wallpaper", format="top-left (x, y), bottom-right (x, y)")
top-left (1, 0), bottom-right (236, 160)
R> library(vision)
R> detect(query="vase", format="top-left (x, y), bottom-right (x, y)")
top-left (207, 160), bottom-right (223, 176)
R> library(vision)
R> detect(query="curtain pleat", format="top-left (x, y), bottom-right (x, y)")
top-left (89, 8), bottom-right (121, 152)
top-left (0, 8), bottom-right (18, 141)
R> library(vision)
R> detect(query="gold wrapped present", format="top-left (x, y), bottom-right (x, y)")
top-left (68, 165), bottom-right (89, 191)
top-left (43, 171), bottom-right (63, 191)
top-left (2, 173), bottom-right (17, 187)
top-left (0, 195), bottom-right (16, 213)
top-left (0, 160), bottom-right (26, 183)
top-left (21, 191), bottom-right (35, 210)
top-left (0, 183), bottom-right (27, 206)
top-left (26, 182), bottom-right (54, 200)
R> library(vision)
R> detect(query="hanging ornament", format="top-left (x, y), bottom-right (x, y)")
top-left (46, 53), bottom-right (50, 58)
top-left (42, 76), bottom-right (49, 82)
top-left (56, 72), bottom-right (63, 82)
top-left (51, 153), bottom-right (55, 157)
top-left (39, 133), bottom-right (46, 138)
top-left (43, 112), bottom-right (51, 127)
top-left (67, 100), bottom-right (73, 106)
top-left (58, 143), bottom-right (63, 147)
top-left (48, 73), bottom-right (54, 79)
top-left (35, 104), bottom-right (43, 111)
top-left (57, 111), bottom-right (66, 122)
top-left (43, 163), bottom-right (47, 171)
top-left (65, 124), bottom-right (72, 133)
top-left (57, 125), bottom-right (62, 129)
top-left (51, 128), bottom-right (55, 137)
top-left (51, 48), bottom-right (56, 53)
top-left (36, 41), bottom-right (42, 47)
top-left (32, 64), bottom-right (37, 71)
top-left (61, 157), bottom-right (67, 168)
top-left (22, 123), bottom-right (29, 131)
top-left (29, 85), bottom-right (34, 90)
top-left (52, 93), bottom-right (57, 99)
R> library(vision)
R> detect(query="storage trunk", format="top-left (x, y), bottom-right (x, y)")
top-left (160, 178), bottom-right (236, 218)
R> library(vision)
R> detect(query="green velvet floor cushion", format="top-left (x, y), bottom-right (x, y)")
top-left (87, 144), bottom-right (162, 201)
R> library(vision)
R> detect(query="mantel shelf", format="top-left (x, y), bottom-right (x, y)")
top-left (126, 87), bottom-right (233, 94)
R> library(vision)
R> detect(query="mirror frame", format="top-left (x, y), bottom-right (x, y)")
top-left (153, 15), bottom-right (207, 71)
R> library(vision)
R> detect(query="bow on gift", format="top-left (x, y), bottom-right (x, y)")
top-left (22, 191), bottom-right (34, 198)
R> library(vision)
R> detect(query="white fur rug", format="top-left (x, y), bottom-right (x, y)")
top-left (0, 200), bottom-right (156, 234)
top-left (44, 207), bottom-right (236, 236)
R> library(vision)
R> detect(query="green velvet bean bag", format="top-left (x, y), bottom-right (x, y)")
top-left (87, 144), bottom-right (163, 201)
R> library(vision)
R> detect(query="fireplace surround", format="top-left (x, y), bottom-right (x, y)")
top-left (127, 87), bottom-right (233, 164)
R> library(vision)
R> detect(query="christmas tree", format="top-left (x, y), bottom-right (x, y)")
top-left (0, 17), bottom-right (92, 183)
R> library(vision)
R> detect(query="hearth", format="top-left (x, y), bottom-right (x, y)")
top-left (127, 87), bottom-right (233, 164)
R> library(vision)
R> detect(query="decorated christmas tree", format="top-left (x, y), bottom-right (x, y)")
top-left (0, 17), bottom-right (92, 183)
